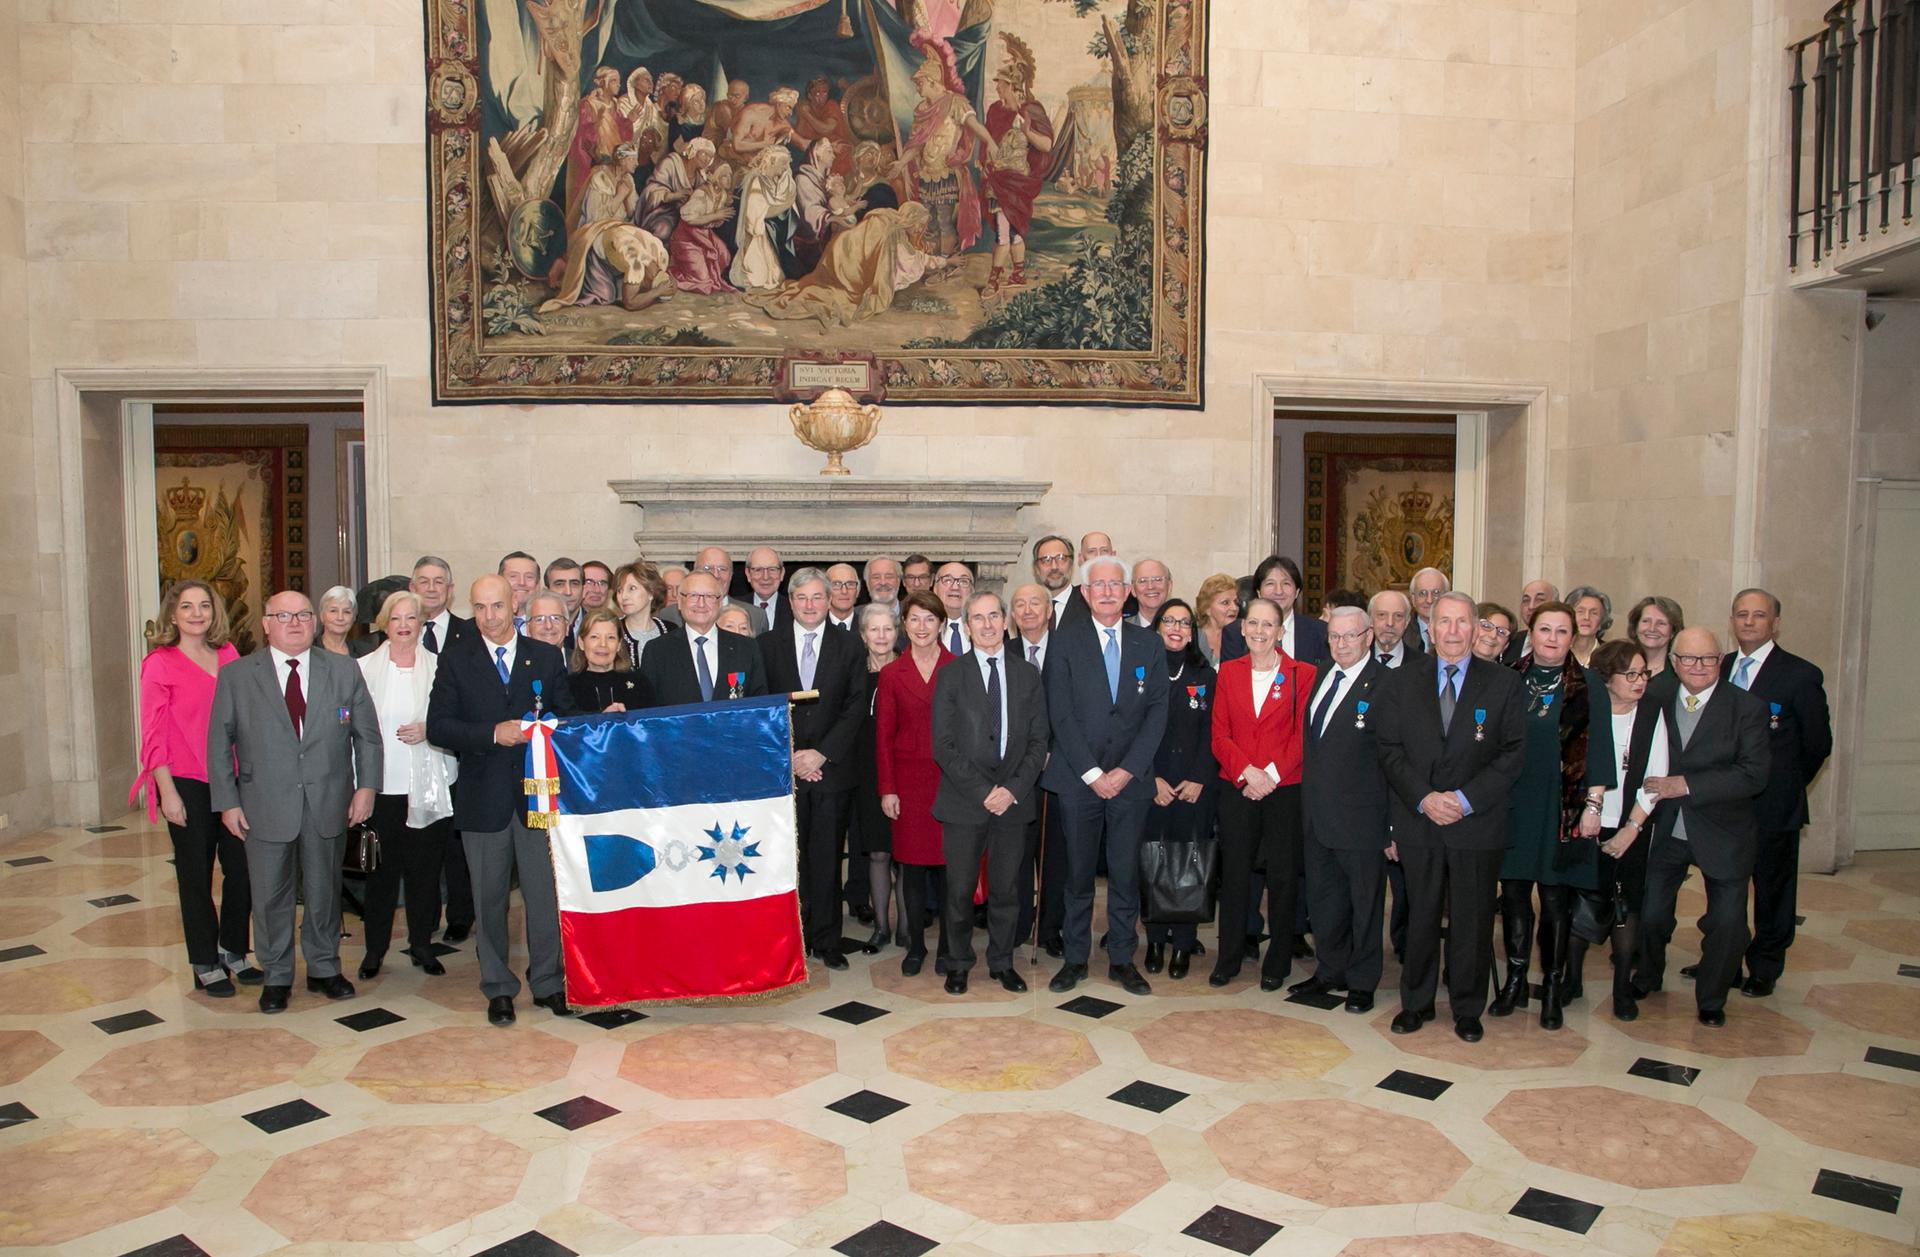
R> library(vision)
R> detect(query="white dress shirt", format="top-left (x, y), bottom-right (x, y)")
top-left (791, 619), bottom-right (824, 688)
top-left (1050, 587), bottom-right (1073, 627)
top-left (1313, 665), bottom-right (1356, 736)
top-left (1730, 638), bottom-right (1774, 687)
top-left (1280, 611), bottom-right (1296, 660)
top-left (685, 627), bottom-right (719, 682)
top-left (423, 609), bottom-right (454, 652)
top-left (1376, 640), bottom-right (1408, 669)
top-left (270, 649), bottom-right (313, 731)
top-left (971, 645), bottom-right (1010, 760)
top-left (944, 617), bottom-right (969, 654)
top-left (1018, 631), bottom-right (1049, 672)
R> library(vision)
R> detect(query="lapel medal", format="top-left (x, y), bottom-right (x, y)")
top-left (336, 705), bottom-right (351, 726)
top-left (1134, 664), bottom-right (1146, 696)
top-left (1536, 692), bottom-right (1555, 718)
top-left (1354, 698), bottom-right (1368, 730)
top-left (727, 671), bottom-right (742, 700)
top-left (1271, 673), bottom-right (1285, 702)
top-left (1187, 684), bottom-right (1199, 710)
top-left (1769, 701), bottom-right (1781, 731)
top-left (1473, 707), bottom-right (1487, 742)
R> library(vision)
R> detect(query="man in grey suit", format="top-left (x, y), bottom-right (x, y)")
top-left (658, 546), bottom-right (771, 635)
top-left (931, 590), bottom-right (1050, 994)
top-left (208, 590), bottom-right (381, 1014)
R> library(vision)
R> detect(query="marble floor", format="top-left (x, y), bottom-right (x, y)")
top-left (2, 818), bottom-right (1918, 1257)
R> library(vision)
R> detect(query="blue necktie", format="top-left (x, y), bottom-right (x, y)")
top-left (949, 621), bottom-right (963, 654)
top-left (694, 635), bottom-right (714, 701)
top-left (1732, 655), bottom-right (1754, 690)
top-left (1103, 627), bottom-right (1120, 703)
top-left (494, 645), bottom-right (510, 684)
top-left (423, 620), bottom-right (439, 654)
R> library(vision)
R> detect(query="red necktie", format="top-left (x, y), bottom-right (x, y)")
top-left (285, 658), bottom-right (306, 738)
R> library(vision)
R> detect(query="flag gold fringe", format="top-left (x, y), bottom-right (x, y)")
top-left (523, 777), bottom-right (559, 793)
top-left (525, 811), bottom-right (556, 830)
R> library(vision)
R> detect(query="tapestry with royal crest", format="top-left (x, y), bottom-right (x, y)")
top-left (424, 0), bottom-right (1206, 405)
top-left (1302, 433), bottom-right (1455, 612)
top-left (155, 425), bottom-right (309, 656)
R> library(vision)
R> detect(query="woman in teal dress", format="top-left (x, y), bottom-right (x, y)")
top-left (1490, 602), bottom-right (1595, 1030)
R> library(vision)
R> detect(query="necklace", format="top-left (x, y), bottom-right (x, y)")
top-left (1525, 667), bottom-right (1563, 714)
top-left (1168, 660), bottom-right (1186, 682)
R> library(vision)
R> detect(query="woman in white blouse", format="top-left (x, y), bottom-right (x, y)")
top-left (355, 590), bottom-right (458, 979)
top-left (1576, 638), bottom-right (1670, 1022)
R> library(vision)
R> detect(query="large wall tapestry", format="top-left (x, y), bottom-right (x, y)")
top-left (155, 425), bottom-right (309, 656)
top-left (1302, 433), bottom-right (1455, 611)
top-left (425, 0), bottom-right (1206, 405)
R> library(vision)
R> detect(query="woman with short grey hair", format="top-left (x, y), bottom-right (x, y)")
top-left (317, 585), bottom-right (358, 656)
top-left (1565, 585), bottom-right (1612, 668)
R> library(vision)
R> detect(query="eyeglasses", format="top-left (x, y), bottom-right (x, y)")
top-left (1617, 669), bottom-right (1652, 681)
top-left (936, 574), bottom-right (973, 587)
top-left (584, 578), bottom-right (609, 590)
top-left (1159, 617), bottom-right (1194, 629)
top-left (528, 613), bottom-right (566, 625)
top-left (1035, 552), bottom-right (1071, 565)
top-left (695, 564), bottom-right (729, 577)
top-left (1328, 629), bottom-right (1372, 644)
top-left (828, 580), bottom-right (861, 591)
top-left (680, 592), bottom-right (721, 603)
top-left (746, 565), bottom-right (782, 577)
top-left (1476, 620), bottom-right (1512, 640)
top-left (1134, 575), bottom-right (1168, 587)
top-left (267, 610), bottom-right (316, 623)
top-left (1672, 654), bottom-right (1717, 668)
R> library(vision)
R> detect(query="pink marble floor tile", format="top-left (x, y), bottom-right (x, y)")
top-left (1658, 1211), bottom-right (1916, 1257)
top-left (77, 829), bottom-right (174, 859)
top-left (1135, 1007), bottom-right (1349, 1081)
top-left (76, 1028), bottom-right (318, 1107)
top-left (868, 951), bottom-right (1049, 1003)
top-left (1487, 1085), bottom-right (1754, 1187)
top-left (1207, 1099), bottom-right (1468, 1206)
top-left (1341, 1235), bottom-right (1546, 1257)
top-left (1869, 869), bottom-right (1920, 899)
top-left (1611, 993), bottom-right (1814, 1058)
top-left (244, 1124), bottom-right (528, 1242)
top-left (73, 905), bottom-right (191, 948)
top-left (1806, 981), bottom-right (1920, 1041)
top-left (0, 1127), bottom-right (216, 1247)
top-left (579, 1119), bottom-right (845, 1234)
top-left (0, 904), bottom-right (60, 941)
top-left (1842, 917), bottom-right (1920, 960)
top-left (348, 1025), bottom-right (577, 1103)
top-left (1369, 1007), bottom-right (1589, 1070)
top-left (0, 862), bottom-right (143, 899)
top-left (1795, 878), bottom-right (1881, 913)
top-left (0, 956), bottom-right (170, 1013)
top-left (1748, 1071), bottom-right (1920, 1167)
top-left (0, 1029), bottom-right (61, 1086)
top-left (617, 1022), bottom-right (837, 1098)
top-left (905, 1111), bottom-right (1167, 1224)
top-left (884, 1015), bottom-right (1098, 1091)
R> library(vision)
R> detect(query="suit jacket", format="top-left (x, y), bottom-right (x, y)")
top-left (1220, 613), bottom-right (1332, 670)
top-left (745, 595), bottom-right (786, 635)
top-left (760, 619), bottom-right (864, 792)
top-left (931, 649), bottom-right (1049, 824)
top-left (1210, 652), bottom-right (1317, 787)
top-left (426, 630), bottom-right (577, 832)
top-left (1372, 653), bottom-right (1528, 851)
top-left (1653, 683), bottom-right (1770, 880)
top-left (207, 648), bottom-right (383, 842)
top-left (658, 599), bottom-right (771, 636)
top-left (1721, 645), bottom-right (1832, 831)
top-left (1039, 615), bottom-right (1169, 800)
top-left (1302, 659), bottom-right (1390, 851)
top-left (639, 627), bottom-right (770, 707)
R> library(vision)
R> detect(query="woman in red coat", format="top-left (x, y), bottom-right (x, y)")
top-left (876, 589), bottom-right (955, 976)
top-left (1210, 597), bottom-right (1316, 990)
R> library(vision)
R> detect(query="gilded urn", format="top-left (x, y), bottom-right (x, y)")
top-left (788, 388), bottom-right (881, 476)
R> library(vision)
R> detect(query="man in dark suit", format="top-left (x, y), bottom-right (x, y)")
top-left (743, 546), bottom-right (787, 632)
top-left (1369, 589), bottom-right (1422, 669)
top-left (1040, 555), bottom-right (1169, 995)
top-left (1642, 626), bottom-right (1771, 1025)
top-left (1220, 555), bottom-right (1331, 669)
top-left (410, 555), bottom-right (474, 942)
top-left (1009, 581), bottom-right (1066, 952)
top-left (640, 572), bottom-right (769, 705)
top-left (1722, 588), bottom-right (1832, 997)
top-left (759, 568), bottom-right (865, 970)
top-left (658, 548), bottom-right (772, 635)
top-left (425, 574), bottom-right (578, 1027)
top-left (934, 562), bottom-right (975, 655)
top-left (1032, 534), bottom-right (1080, 630)
top-left (1291, 606), bottom-right (1390, 1013)
top-left (1373, 591), bottom-right (1527, 1043)
top-left (932, 590), bottom-right (1050, 994)
top-left (1502, 579), bottom-right (1557, 666)
top-left (1407, 567), bottom-right (1451, 654)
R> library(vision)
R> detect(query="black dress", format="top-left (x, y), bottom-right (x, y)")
top-left (846, 665), bottom-right (892, 858)
top-left (569, 669), bottom-right (650, 712)
top-left (1143, 652), bottom-right (1220, 946)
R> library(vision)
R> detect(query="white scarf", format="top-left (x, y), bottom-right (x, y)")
top-left (358, 642), bottom-right (458, 827)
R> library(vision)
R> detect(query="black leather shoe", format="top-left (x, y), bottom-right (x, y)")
top-left (944, 971), bottom-right (969, 995)
top-left (853, 903), bottom-right (876, 926)
top-left (1679, 963), bottom-right (1699, 979)
top-left (1208, 964), bottom-right (1240, 988)
top-left (1629, 977), bottom-right (1662, 999)
top-left (860, 928), bottom-right (886, 954)
top-left (487, 995), bottom-right (515, 1026)
top-left (1048, 963), bottom-right (1087, 993)
top-left (228, 964), bottom-right (264, 986)
top-left (1144, 942), bottom-right (1165, 974)
top-left (1110, 963), bottom-right (1152, 996)
top-left (409, 950), bottom-right (447, 976)
top-left (1259, 975), bottom-right (1285, 992)
top-left (1040, 935), bottom-right (1064, 959)
top-left (991, 969), bottom-right (1028, 993)
top-left (1741, 977), bottom-right (1775, 998)
top-left (1455, 1016), bottom-right (1485, 1042)
top-left (1293, 934), bottom-right (1314, 959)
top-left (1390, 1007), bottom-right (1434, 1035)
top-left (442, 924), bottom-right (471, 945)
top-left (1167, 949), bottom-right (1191, 980)
top-left (1613, 994), bottom-right (1640, 1021)
top-left (817, 949), bottom-right (849, 971)
top-left (1697, 1007), bottom-right (1726, 1027)
top-left (1288, 975), bottom-right (1342, 997)
top-left (194, 972), bottom-right (236, 998)
top-left (533, 991), bottom-right (574, 1016)
top-left (358, 958), bottom-right (382, 981)
top-left (1344, 990), bottom-right (1374, 1014)
top-left (258, 984), bottom-right (290, 1013)
top-left (306, 974), bottom-right (355, 1000)
top-left (901, 947), bottom-right (925, 977)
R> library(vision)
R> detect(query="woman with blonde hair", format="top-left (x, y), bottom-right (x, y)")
top-left (133, 580), bottom-right (256, 996)
top-left (571, 607), bottom-right (648, 711)
top-left (1194, 572), bottom-right (1240, 666)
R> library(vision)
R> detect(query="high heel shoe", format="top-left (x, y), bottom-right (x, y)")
top-left (861, 926), bottom-right (886, 954)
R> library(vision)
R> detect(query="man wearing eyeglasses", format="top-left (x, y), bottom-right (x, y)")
top-left (208, 591), bottom-right (382, 1014)
top-left (824, 563), bottom-right (862, 631)
top-left (1639, 626), bottom-right (1770, 1027)
top-left (580, 560), bottom-right (613, 613)
top-left (934, 562), bottom-right (975, 655)
top-left (743, 546), bottom-right (787, 631)
top-left (1407, 567), bottom-right (1451, 654)
top-left (659, 547), bottom-right (771, 635)
top-left (1131, 559), bottom-right (1173, 628)
top-left (1032, 535), bottom-right (1079, 629)
top-left (523, 593), bottom-right (570, 652)
top-left (640, 571), bottom-right (769, 706)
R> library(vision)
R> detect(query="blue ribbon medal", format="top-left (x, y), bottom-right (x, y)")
top-left (1473, 707), bottom-right (1487, 742)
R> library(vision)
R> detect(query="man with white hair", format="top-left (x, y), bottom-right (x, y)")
top-left (1408, 567), bottom-right (1450, 653)
top-left (659, 546), bottom-right (770, 634)
top-left (864, 555), bottom-right (902, 614)
top-left (1131, 558), bottom-right (1172, 628)
top-left (1369, 589), bottom-right (1419, 669)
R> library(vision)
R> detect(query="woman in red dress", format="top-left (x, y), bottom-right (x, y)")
top-left (982, 34), bottom-right (1055, 292)
top-left (875, 589), bottom-right (955, 977)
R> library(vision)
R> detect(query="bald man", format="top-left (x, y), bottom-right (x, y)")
top-left (659, 547), bottom-right (771, 635)
top-left (1505, 580), bottom-right (1558, 665)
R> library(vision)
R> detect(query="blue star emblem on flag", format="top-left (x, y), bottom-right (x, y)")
top-left (698, 821), bottom-right (761, 883)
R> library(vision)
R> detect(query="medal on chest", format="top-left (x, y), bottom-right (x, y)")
top-left (1354, 698), bottom-right (1368, 730)
top-left (1473, 707), bottom-right (1487, 742)
top-left (726, 671), bottom-right (743, 699)
top-left (1270, 674), bottom-right (1285, 702)
top-left (1534, 692), bottom-right (1556, 719)
top-left (1769, 701), bottom-right (1782, 731)
top-left (1134, 665), bottom-right (1146, 696)
top-left (1188, 684), bottom-right (1207, 711)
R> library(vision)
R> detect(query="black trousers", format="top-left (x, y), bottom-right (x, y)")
top-left (797, 788), bottom-right (852, 954)
top-left (361, 793), bottom-right (453, 962)
top-left (1642, 837), bottom-right (1750, 1013)
top-left (1304, 836), bottom-right (1386, 992)
top-left (1025, 790), bottom-right (1068, 944)
top-left (900, 861), bottom-right (949, 965)
top-left (1385, 857), bottom-right (1409, 957)
top-left (441, 780), bottom-right (474, 933)
top-left (1398, 843), bottom-right (1502, 1018)
top-left (166, 776), bottom-right (251, 969)
top-left (1059, 789), bottom-right (1149, 966)
top-left (1746, 827), bottom-right (1801, 983)
top-left (1215, 785), bottom-right (1302, 983)
top-left (942, 815), bottom-right (1026, 973)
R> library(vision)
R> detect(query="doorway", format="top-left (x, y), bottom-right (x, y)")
top-left (1852, 480), bottom-right (1920, 851)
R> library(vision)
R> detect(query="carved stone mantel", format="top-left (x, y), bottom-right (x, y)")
top-left (608, 477), bottom-right (1053, 587)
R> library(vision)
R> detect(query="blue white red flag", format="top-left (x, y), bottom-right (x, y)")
top-left (544, 696), bottom-right (806, 1005)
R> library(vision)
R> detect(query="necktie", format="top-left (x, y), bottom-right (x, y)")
top-left (494, 645), bottom-right (510, 684)
top-left (1103, 627), bottom-right (1120, 703)
top-left (284, 658), bottom-right (306, 738)
top-left (514, 615), bottom-right (525, 631)
top-left (949, 622), bottom-right (963, 654)
top-left (1439, 663), bottom-right (1459, 732)
top-left (985, 655), bottom-right (1002, 757)
top-left (423, 620), bottom-right (439, 654)
top-left (1685, 693), bottom-right (1700, 713)
top-left (694, 635), bottom-right (714, 701)
top-left (1378, 652), bottom-right (1392, 669)
top-left (800, 631), bottom-right (818, 690)
top-left (1733, 656), bottom-right (1754, 689)
top-left (1312, 669), bottom-right (1344, 736)
top-left (1027, 642), bottom-right (1040, 666)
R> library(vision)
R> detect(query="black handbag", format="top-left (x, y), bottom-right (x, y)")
top-left (1140, 837), bottom-right (1219, 924)
top-left (341, 823), bottom-right (382, 876)
top-left (1570, 882), bottom-right (1627, 945)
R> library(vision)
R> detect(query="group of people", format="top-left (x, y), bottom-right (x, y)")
top-left (135, 531), bottom-right (1830, 1036)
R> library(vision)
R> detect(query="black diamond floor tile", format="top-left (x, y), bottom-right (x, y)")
top-left (832, 1219), bottom-right (939, 1257)
top-left (0, 944), bottom-right (46, 962)
top-left (336, 1007), bottom-right (405, 1032)
top-left (5, 855), bottom-right (51, 866)
top-left (243, 1098), bottom-right (328, 1134)
top-left (1510, 1187), bottom-right (1603, 1234)
top-left (1377, 1069), bottom-right (1453, 1100)
top-left (118, 1237), bottom-right (210, 1257)
top-left (1109, 1080), bottom-right (1189, 1112)
top-left (1285, 987), bottom-right (1345, 1010)
top-left (473, 1232), bottom-right (578, 1257)
top-left (88, 894), bottom-right (139, 908)
top-left (1058, 994), bottom-right (1124, 1018)
top-left (821, 1000), bottom-right (890, 1025)
top-left (93, 1009), bottom-right (163, 1035)
top-left (1794, 914), bottom-right (1807, 925)
top-left (1181, 1204), bottom-right (1283, 1254)
top-left (535, 1096), bottom-right (620, 1130)
top-left (1899, 963), bottom-right (1920, 980)
top-left (827, 1090), bottom-right (910, 1123)
top-left (83, 825), bottom-right (126, 834)
top-left (1628, 1057), bottom-right (1700, 1086)
top-left (578, 1008), bottom-right (648, 1029)
top-left (1812, 1168), bottom-right (1903, 1213)
top-left (1866, 1045), bottom-right (1920, 1073)
top-left (0, 1101), bottom-right (36, 1129)
top-left (430, 941), bottom-right (461, 957)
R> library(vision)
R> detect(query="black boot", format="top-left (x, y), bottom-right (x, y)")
top-left (1490, 959), bottom-right (1529, 1017)
top-left (1564, 936), bottom-right (1588, 1002)
top-left (1144, 941), bottom-right (1165, 974)
top-left (1539, 907), bottom-right (1568, 1031)
top-left (1611, 916), bottom-right (1641, 1021)
top-left (1488, 887), bottom-right (1534, 1017)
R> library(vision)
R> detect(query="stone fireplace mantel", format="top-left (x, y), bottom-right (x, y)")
top-left (608, 476), bottom-right (1053, 587)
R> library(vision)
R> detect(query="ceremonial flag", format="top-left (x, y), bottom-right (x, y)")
top-left (545, 696), bottom-right (807, 1005)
